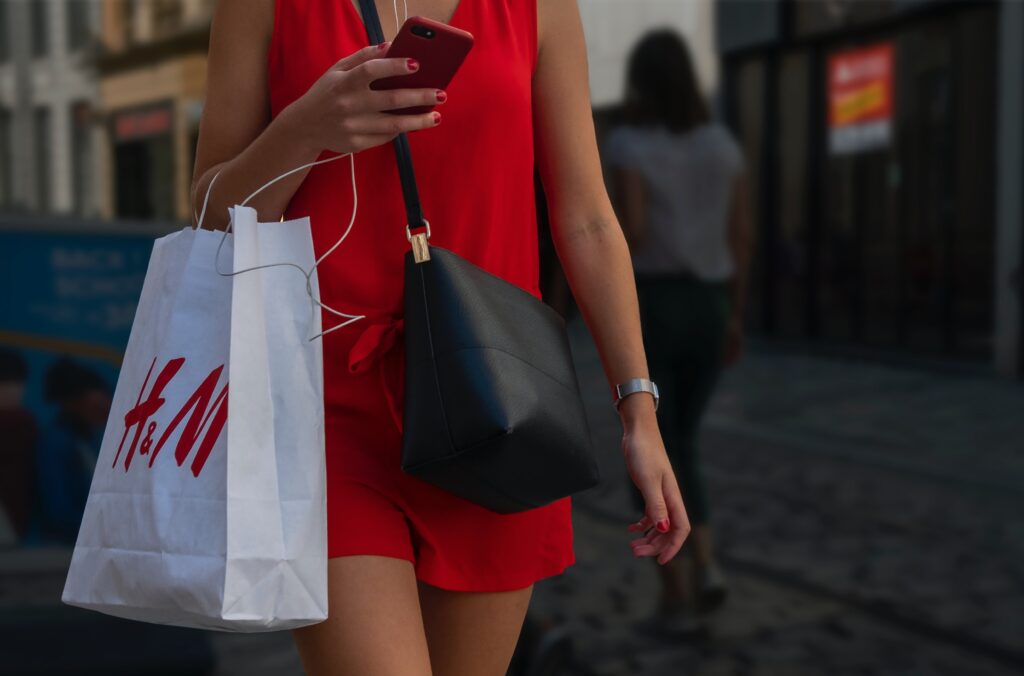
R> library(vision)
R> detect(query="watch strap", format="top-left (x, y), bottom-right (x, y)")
top-left (613, 377), bottom-right (659, 411)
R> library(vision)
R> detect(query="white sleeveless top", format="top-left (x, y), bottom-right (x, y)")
top-left (603, 122), bottom-right (744, 281)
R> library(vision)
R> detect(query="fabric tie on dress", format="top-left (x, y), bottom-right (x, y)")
top-left (346, 312), bottom-right (405, 434)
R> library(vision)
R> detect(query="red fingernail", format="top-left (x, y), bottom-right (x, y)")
top-left (377, 41), bottom-right (389, 50)
top-left (436, 89), bottom-right (447, 103)
top-left (656, 519), bottom-right (670, 533)
top-left (407, 58), bottom-right (419, 70)
top-left (433, 111), bottom-right (441, 124)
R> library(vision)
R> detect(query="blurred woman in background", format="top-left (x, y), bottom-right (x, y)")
top-left (604, 28), bottom-right (754, 632)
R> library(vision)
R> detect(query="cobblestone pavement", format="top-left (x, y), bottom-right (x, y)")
top-left (5, 315), bottom-right (1022, 676)
top-left (519, 317), bottom-right (1024, 676)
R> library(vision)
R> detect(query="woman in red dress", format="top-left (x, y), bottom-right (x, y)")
top-left (192, 1), bottom-right (690, 674)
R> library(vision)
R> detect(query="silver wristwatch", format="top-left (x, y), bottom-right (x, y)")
top-left (612, 377), bottom-right (659, 412)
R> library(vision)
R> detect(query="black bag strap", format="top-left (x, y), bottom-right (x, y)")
top-left (356, 0), bottom-right (427, 230)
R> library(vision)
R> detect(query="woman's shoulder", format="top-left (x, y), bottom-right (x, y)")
top-left (208, 0), bottom-right (276, 66)
top-left (215, 0), bottom-right (276, 36)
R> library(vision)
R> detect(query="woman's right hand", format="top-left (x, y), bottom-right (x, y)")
top-left (281, 42), bottom-right (444, 155)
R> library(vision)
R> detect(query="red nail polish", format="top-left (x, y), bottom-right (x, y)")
top-left (377, 41), bottom-right (388, 50)
top-left (436, 89), bottom-right (447, 103)
top-left (433, 111), bottom-right (441, 124)
top-left (656, 519), bottom-right (670, 533)
top-left (407, 58), bottom-right (419, 70)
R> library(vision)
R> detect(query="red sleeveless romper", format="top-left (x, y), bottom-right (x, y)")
top-left (267, 0), bottom-right (575, 592)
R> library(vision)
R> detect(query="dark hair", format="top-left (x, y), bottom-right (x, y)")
top-left (623, 29), bottom-right (710, 133)
top-left (0, 348), bottom-right (28, 383)
top-left (43, 356), bottom-right (108, 404)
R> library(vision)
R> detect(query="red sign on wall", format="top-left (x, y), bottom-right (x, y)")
top-left (114, 106), bottom-right (173, 142)
top-left (828, 43), bottom-right (895, 155)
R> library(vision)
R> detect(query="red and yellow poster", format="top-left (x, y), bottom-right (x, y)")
top-left (828, 43), bottom-right (895, 155)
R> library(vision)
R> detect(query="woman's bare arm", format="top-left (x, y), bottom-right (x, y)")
top-left (191, 0), bottom-right (312, 229)
top-left (191, 0), bottom-right (442, 231)
top-left (533, 0), bottom-right (689, 564)
top-left (533, 0), bottom-right (650, 416)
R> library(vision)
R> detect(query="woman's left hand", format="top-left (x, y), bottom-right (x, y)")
top-left (622, 415), bottom-right (691, 564)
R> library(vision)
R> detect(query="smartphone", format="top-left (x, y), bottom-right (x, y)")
top-left (371, 16), bottom-right (474, 115)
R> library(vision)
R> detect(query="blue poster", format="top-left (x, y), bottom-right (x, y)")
top-left (0, 226), bottom-right (162, 411)
top-left (0, 223), bottom-right (169, 546)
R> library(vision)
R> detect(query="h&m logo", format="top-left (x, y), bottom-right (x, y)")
top-left (112, 357), bottom-right (228, 477)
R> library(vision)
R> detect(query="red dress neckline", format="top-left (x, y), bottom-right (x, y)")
top-left (341, 0), bottom-right (471, 42)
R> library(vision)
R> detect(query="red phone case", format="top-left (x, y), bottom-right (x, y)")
top-left (370, 16), bottom-right (474, 115)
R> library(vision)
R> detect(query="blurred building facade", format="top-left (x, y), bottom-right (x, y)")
top-left (0, 0), bottom-right (720, 226)
top-left (0, 0), bottom-right (101, 217)
top-left (718, 0), bottom-right (1023, 378)
top-left (95, 0), bottom-right (213, 223)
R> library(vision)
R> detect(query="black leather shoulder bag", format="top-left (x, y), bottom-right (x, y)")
top-left (357, 0), bottom-right (601, 513)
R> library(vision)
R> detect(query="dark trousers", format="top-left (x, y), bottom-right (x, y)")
top-left (628, 273), bottom-right (731, 526)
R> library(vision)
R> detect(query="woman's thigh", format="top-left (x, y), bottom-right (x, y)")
top-left (292, 555), bottom-right (433, 676)
top-left (416, 580), bottom-right (533, 676)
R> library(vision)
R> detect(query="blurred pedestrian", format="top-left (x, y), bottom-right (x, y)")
top-left (603, 28), bottom-right (754, 631)
top-left (0, 348), bottom-right (38, 545)
top-left (27, 357), bottom-right (111, 546)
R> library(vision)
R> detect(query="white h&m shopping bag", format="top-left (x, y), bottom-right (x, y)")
top-left (61, 205), bottom-right (328, 632)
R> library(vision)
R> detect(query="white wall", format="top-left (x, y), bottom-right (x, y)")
top-left (578, 0), bottom-right (718, 107)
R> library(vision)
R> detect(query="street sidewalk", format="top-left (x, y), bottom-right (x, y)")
top-left (521, 314), bottom-right (1024, 676)
top-left (4, 313), bottom-right (1021, 676)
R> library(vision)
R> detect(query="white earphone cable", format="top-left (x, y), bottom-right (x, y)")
top-left (194, 152), bottom-right (367, 342)
top-left (392, 0), bottom-right (409, 35)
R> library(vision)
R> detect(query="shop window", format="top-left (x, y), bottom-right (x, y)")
top-left (33, 107), bottom-right (51, 213)
top-left (120, 0), bottom-right (135, 47)
top-left (729, 58), bottom-right (767, 332)
top-left (0, 3), bottom-right (9, 63)
top-left (152, 0), bottom-right (184, 38)
top-left (112, 104), bottom-right (175, 221)
top-left (66, 0), bottom-right (91, 52)
top-left (30, 0), bottom-right (48, 58)
top-left (794, 0), bottom-right (893, 37)
top-left (71, 102), bottom-right (92, 216)
top-left (775, 52), bottom-right (813, 339)
top-left (727, 1), bottom-right (997, 357)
